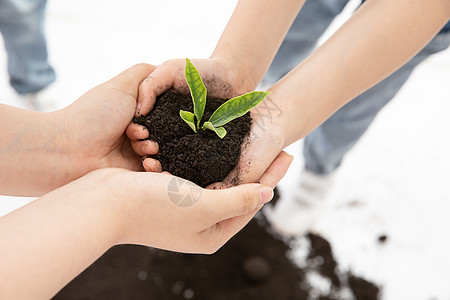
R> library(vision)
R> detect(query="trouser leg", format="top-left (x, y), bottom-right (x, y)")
top-left (0, 0), bottom-right (55, 94)
top-left (303, 31), bottom-right (450, 175)
top-left (263, 0), bottom-right (350, 85)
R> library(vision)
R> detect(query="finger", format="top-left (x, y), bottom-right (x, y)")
top-left (131, 140), bottom-right (159, 156)
top-left (126, 123), bottom-right (149, 141)
top-left (142, 157), bottom-right (163, 172)
top-left (136, 62), bottom-right (177, 117)
top-left (107, 63), bottom-right (157, 99)
top-left (199, 183), bottom-right (273, 226)
top-left (256, 151), bottom-right (293, 188)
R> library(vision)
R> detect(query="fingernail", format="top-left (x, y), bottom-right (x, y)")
top-left (258, 186), bottom-right (274, 205)
top-left (134, 131), bottom-right (143, 140)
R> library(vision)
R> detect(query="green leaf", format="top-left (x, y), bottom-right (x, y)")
top-left (185, 58), bottom-right (206, 128)
top-left (202, 121), bottom-right (227, 139)
top-left (208, 91), bottom-right (270, 128)
top-left (180, 110), bottom-right (197, 132)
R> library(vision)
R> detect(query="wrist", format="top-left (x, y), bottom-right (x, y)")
top-left (0, 108), bottom-right (72, 196)
top-left (265, 85), bottom-right (306, 148)
top-left (54, 168), bottom-right (130, 248)
top-left (36, 110), bottom-right (76, 192)
top-left (209, 55), bottom-right (258, 94)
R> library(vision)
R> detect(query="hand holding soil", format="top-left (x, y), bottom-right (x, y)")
top-left (0, 63), bottom-right (158, 196)
top-left (133, 57), bottom-right (253, 118)
top-left (0, 62), bottom-right (293, 299)
top-left (0, 161), bottom-right (290, 299)
top-left (129, 59), bottom-right (286, 189)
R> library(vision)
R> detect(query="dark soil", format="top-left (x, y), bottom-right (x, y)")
top-left (54, 189), bottom-right (380, 300)
top-left (134, 89), bottom-right (251, 187)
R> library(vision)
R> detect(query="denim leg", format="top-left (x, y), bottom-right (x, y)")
top-left (0, 0), bottom-right (55, 94)
top-left (303, 31), bottom-right (450, 175)
top-left (263, 0), bottom-right (350, 85)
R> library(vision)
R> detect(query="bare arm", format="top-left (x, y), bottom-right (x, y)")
top-left (205, 0), bottom-right (450, 187)
top-left (0, 64), bottom-right (158, 196)
top-left (211, 0), bottom-right (305, 90)
top-left (0, 151), bottom-right (292, 299)
top-left (273, 0), bottom-right (450, 146)
top-left (131, 0), bottom-right (449, 187)
top-left (135, 0), bottom-right (305, 116)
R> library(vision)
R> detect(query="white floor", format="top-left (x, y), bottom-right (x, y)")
top-left (1, 1), bottom-right (450, 299)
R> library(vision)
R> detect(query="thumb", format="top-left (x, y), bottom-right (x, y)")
top-left (136, 61), bottom-right (180, 116)
top-left (201, 184), bottom-right (274, 225)
top-left (105, 63), bottom-right (157, 99)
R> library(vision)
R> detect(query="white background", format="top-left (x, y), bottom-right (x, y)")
top-left (1, 1), bottom-right (449, 299)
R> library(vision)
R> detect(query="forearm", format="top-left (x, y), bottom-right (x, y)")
top-left (212, 0), bottom-right (305, 90)
top-left (271, 0), bottom-right (450, 146)
top-left (0, 105), bottom-right (70, 196)
top-left (0, 181), bottom-right (122, 299)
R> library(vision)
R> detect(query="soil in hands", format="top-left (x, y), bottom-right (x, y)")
top-left (134, 89), bottom-right (251, 187)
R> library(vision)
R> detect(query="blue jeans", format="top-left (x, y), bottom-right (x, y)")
top-left (0, 0), bottom-right (55, 94)
top-left (263, 0), bottom-right (450, 175)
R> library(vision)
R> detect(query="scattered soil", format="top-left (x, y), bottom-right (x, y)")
top-left (134, 89), bottom-right (251, 187)
top-left (54, 189), bottom-right (380, 300)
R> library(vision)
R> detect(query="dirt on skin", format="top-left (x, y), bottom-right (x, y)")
top-left (54, 190), bottom-right (380, 300)
top-left (134, 89), bottom-right (251, 187)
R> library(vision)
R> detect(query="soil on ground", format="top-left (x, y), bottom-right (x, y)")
top-left (54, 190), bottom-right (380, 300)
top-left (134, 89), bottom-right (251, 187)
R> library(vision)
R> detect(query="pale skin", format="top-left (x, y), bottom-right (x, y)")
top-left (129, 0), bottom-right (450, 186)
top-left (0, 64), bottom-right (159, 196)
top-left (0, 64), bottom-right (293, 299)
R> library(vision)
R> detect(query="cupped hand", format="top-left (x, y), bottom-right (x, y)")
top-left (91, 150), bottom-right (292, 254)
top-left (127, 57), bottom-right (256, 161)
top-left (134, 57), bottom-right (253, 117)
top-left (135, 91), bottom-right (288, 187)
top-left (53, 63), bottom-right (159, 187)
top-left (207, 93), bottom-right (287, 188)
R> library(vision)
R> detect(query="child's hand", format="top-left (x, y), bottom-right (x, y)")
top-left (126, 57), bottom-right (260, 173)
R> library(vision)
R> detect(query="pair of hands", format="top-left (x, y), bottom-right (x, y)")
top-left (127, 57), bottom-right (287, 188)
top-left (48, 62), bottom-right (290, 254)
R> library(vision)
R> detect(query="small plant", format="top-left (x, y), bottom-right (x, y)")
top-left (180, 58), bottom-right (270, 139)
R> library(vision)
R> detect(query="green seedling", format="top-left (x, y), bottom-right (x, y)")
top-left (180, 58), bottom-right (270, 139)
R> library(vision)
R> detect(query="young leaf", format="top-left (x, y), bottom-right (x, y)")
top-left (207, 91), bottom-right (270, 128)
top-left (202, 121), bottom-right (227, 139)
top-left (180, 110), bottom-right (197, 132)
top-left (185, 58), bottom-right (207, 129)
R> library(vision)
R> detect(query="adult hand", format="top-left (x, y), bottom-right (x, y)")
top-left (126, 58), bottom-right (284, 176)
top-left (59, 63), bottom-right (159, 173)
top-left (0, 151), bottom-right (292, 300)
top-left (126, 57), bottom-right (255, 157)
top-left (110, 150), bottom-right (292, 253)
top-left (131, 91), bottom-right (288, 187)
top-left (0, 63), bottom-right (160, 196)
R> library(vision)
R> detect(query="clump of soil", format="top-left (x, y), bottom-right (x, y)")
top-left (134, 89), bottom-right (251, 187)
top-left (54, 189), bottom-right (380, 300)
